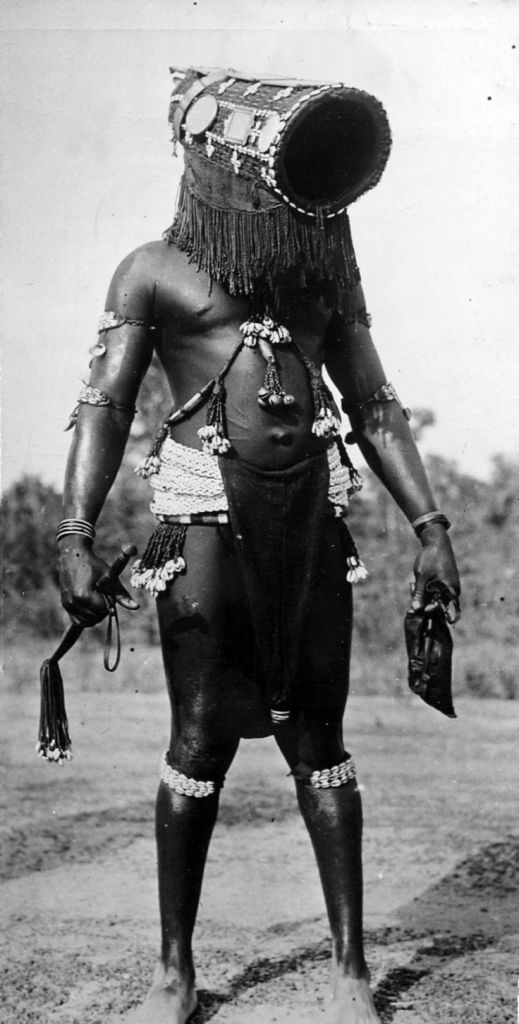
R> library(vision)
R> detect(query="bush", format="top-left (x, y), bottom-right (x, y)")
top-left (3, 436), bottom-right (519, 701)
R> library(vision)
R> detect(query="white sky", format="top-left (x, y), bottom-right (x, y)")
top-left (1, 0), bottom-right (518, 489)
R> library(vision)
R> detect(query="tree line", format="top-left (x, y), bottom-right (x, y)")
top-left (3, 360), bottom-right (518, 697)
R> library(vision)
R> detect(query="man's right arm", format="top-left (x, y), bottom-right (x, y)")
top-left (58, 247), bottom-right (157, 626)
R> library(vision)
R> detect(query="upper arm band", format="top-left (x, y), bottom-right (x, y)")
top-left (65, 383), bottom-right (136, 430)
top-left (98, 311), bottom-right (156, 333)
top-left (89, 311), bottom-right (156, 362)
top-left (342, 382), bottom-right (411, 421)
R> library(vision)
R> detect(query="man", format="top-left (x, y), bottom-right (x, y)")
top-left (58, 68), bottom-right (460, 1024)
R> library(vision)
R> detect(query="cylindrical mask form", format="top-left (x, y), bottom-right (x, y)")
top-left (165, 66), bottom-right (392, 317)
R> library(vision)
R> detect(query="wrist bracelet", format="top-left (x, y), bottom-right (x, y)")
top-left (412, 511), bottom-right (451, 537)
top-left (56, 518), bottom-right (96, 543)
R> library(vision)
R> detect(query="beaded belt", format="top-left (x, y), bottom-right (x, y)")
top-left (157, 511), bottom-right (229, 525)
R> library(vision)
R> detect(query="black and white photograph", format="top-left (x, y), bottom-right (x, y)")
top-left (2, 2), bottom-right (518, 1022)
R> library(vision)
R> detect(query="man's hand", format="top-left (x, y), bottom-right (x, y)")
top-left (410, 524), bottom-right (461, 620)
top-left (58, 540), bottom-right (138, 628)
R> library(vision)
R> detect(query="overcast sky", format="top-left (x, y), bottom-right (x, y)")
top-left (1, 0), bottom-right (518, 489)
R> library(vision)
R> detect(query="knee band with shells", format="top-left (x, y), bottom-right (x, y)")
top-left (160, 751), bottom-right (219, 797)
top-left (308, 758), bottom-right (357, 789)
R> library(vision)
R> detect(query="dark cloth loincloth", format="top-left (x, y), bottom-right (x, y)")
top-left (218, 451), bottom-right (332, 723)
top-left (134, 445), bottom-right (360, 734)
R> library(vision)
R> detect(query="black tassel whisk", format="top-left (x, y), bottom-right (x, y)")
top-left (37, 621), bottom-right (82, 764)
top-left (37, 659), bottom-right (72, 764)
top-left (36, 545), bottom-right (137, 766)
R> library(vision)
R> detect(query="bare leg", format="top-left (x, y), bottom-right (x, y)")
top-left (274, 516), bottom-right (380, 1021)
top-left (129, 753), bottom-right (237, 1024)
top-left (295, 777), bottom-right (380, 1023)
top-left (276, 711), bottom-right (380, 1024)
top-left (155, 780), bottom-right (220, 991)
top-left (126, 526), bottom-right (246, 1023)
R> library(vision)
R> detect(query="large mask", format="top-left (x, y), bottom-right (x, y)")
top-left (164, 66), bottom-right (391, 318)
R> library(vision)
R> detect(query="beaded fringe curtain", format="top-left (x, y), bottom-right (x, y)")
top-left (165, 66), bottom-right (391, 318)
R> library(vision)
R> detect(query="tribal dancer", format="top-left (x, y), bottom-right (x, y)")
top-left (58, 67), bottom-right (460, 1024)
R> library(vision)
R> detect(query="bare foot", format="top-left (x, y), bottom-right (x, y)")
top-left (124, 964), bottom-right (197, 1024)
top-left (325, 972), bottom-right (381, 1024)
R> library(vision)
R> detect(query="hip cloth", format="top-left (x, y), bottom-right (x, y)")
top-left (132, 443), bottom-right (362, 730)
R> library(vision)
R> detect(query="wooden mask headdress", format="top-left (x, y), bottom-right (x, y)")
top-left (164, 66), bottom-right (391, 318)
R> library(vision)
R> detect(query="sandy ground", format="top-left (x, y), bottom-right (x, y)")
top-left (1, 690), bottom-right (518, 1024)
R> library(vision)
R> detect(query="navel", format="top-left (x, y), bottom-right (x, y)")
top-left (269, 427), bottom-right (294, 447)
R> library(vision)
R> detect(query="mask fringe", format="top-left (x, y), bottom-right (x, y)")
top-left (164, 179), bottom-right (360, 319)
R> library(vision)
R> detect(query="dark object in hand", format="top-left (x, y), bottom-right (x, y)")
top-left (37, 544), bottom-right (138, 764)
top-left (404, 581), bottom-right (457, 719)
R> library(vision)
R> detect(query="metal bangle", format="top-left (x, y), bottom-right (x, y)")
top-left (412, 512), bottom-right (451, 536)
top-left (56, 518), bottom-right (96, 543)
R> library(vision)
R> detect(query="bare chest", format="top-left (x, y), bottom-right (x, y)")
top-left (151, 268), bottom-right (334, 467)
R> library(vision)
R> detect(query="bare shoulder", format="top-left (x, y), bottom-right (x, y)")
top-left (105, 240), bottom-right (176, 318)
top-left (105, 239), bottom-right (207, 319)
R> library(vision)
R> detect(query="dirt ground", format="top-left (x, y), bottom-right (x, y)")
top-left (2, 688), bottom-right (518, 1024)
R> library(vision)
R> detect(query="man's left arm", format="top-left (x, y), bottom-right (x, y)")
top-left (323, 300), bottom-right (460, 609)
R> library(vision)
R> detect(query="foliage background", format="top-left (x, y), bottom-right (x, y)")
top-left (3, 359), bottom-right (518, 700)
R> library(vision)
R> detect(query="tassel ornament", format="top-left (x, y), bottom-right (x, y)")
top-left (239, 315), bottom-right (294, 409)
top-left (293, 343), bottom-right (341, 439)
top-left (257, 354), bottom-right (295, 409)
top-left (346, 556), bottom-right (369, 584)
top-left (130, 523), bottom-right (188, 596)
top-left (342, 521), bottom-right (368, 583)
top-left (335, 434), bottom-right (364, 495)
top-left (197, 379), bottom-right (232, 456)
top-left (312, 407), bottom-right (342, 438)
top-left (135, 422), bottom-right (170, 478)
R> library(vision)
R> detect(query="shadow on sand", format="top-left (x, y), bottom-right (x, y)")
top-left (188, 835), bottom-right (518, 1022)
